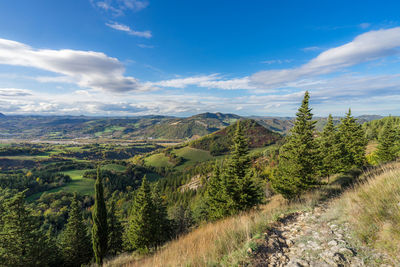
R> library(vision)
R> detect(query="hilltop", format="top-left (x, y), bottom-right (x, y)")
top-left (133, 112), bottom-right (240, 140)
top-left (190, 119), bottom-right (282, 155)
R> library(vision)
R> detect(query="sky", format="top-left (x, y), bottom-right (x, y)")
top-left (0, 0), bottom-right (400, 117)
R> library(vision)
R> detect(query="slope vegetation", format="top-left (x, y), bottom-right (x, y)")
top-left (105, 162), bottom-right (400, 267)
top-left (190, 119), bottom-right (282, 155)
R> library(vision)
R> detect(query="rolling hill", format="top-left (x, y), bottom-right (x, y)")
top-left (0, 113), bottom-right (383, 140)
top-left (190, 119), bottom-right (282, 155)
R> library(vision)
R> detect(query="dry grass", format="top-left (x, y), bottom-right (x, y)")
top-left (104, 167), bottom-right (374, 267)
top-left (104, 195), bottom-right (317, 267)
top-left (336, 162), bottom-right (400, 257)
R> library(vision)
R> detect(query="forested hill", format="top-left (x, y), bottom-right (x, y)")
top-left (0, 112), bottom-right (382, 140)
top-left (190, 119), bottom-right (282, 155)
top-left (0, 113), bottom-right (238, 140)
top-left (133, 112), bottom-right (241, 139)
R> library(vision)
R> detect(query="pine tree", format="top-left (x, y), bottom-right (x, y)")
top-left (318, 114), bottom-right (341, 180)
top-left (272, 91), bottom-right (319, 199)
top-left (337, 109), bottom-right (367, 170)
top-left (237, 168), bottom-right (263, 210)
top-left (170, 204), bottom-right (193, 236)
top-left (44, 225), bottom-right (62, 266)
top-left (127, 176), bottom-right (155, 252)
top-left (204, 163), bottom-right (231, 221)
top-left (60, 193), bottom-right (92, 267)
top-left (152, 185), bottom-right (171, 247)
top-left (376, 117), bottom-right (398, 163)
top-left (224, 120), bottom-right (262, 210)
top-left (205, 121), bottom-right (263, 220)
top-left (107, 199), bottom-right (123, 256)
top-left (92, 168), bottom-right (108, 265)
top-left (0, 190), bottom-right (49, 267)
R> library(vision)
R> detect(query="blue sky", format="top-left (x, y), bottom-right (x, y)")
top-left (0, 0), bottom-right (400, 116)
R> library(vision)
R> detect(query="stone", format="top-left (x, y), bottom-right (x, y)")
top-left (327, 240), bottom-right (338, 246)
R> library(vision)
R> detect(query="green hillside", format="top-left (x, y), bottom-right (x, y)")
top-left (134, 112), bottom-right (240, 139)
top-left (190, 119), bottom-right (282, 155)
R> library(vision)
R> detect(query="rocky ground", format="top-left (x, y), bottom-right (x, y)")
top-left (250, 203), bottom-right (397, 267)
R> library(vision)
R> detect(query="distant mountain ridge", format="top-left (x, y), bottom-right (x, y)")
top-left (0, 113), bottom-right (385, 140)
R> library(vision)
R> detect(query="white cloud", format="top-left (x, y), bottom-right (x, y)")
top-left (0, 88), bottom-right (32, 97)
top-left (261, 59), bottom-right (292, 64)
top-left (106, 22), bottom-right (152, 38)
top-left (252, 27), bottom-right (400, 88)
top-left (0, 38), bottom-right (152, 92)
top-left (137, 44), bottom-right (154, 48)
top-left (149, 74), bottom-right (256, 90)
top-left (359, 23), bottom-right (371, 29)
top-left (93, 0), bottom-right (149, 16)
top-left (302, 46), bottom-right (321, 52)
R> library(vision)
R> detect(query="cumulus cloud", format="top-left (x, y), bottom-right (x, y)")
top-left (0, 38), bottom-right (151, 92)
top-left (106, 22), bottom-right (152, 38)
top-left (93, 0), bottom-right (149, 16)
top-left (251, 27), bottom-right (400, 88)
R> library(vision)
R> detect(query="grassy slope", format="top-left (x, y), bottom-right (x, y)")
top-left (27, 169), bottom-right (95, 201)
top-left (144, 153), bottom-right (174, 168)
top-left (333, 162), bottom-right (400, 257)
top-left (106, 162), bottom-right (400, 266)
top-left (174, 147), bottom-right (213, 171)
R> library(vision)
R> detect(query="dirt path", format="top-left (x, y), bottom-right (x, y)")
top-left (251, 203), bottom-right (396, 267)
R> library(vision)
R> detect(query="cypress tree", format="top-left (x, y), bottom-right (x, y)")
top-left (60, 193), bottom-right (92, 267)
top-left (318, 114), bottom-right (341, 180)
top-left (127, 176), bottom-right (155, 252)
top-left (376, 117), bottom-right (398, 163)
top-left (92, 167), bottom-right (108, 265)
top-left (337, 109), bottom-right (367, 170)
top-left (107, 199), bottom-right (123, 256)
top-left (0, 190), bottom-right (49, 267)
top-left (272, 91), bottom-right (318, 199)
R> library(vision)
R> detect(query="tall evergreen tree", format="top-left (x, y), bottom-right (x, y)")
top-left (272, 91), bottom-right (319, 199)
top-left (0, 190), bottom-right (49, 267)
top-left (127, 176), bottom-right (155, 252)
top-left (204, 163), bottom-right (230, 221)
top-left (60, 193), bottom-right (92, 267)
top-left (152, 185), bottom-right (171, 247)
top-left (92, 168), bottom-right (108, 265)
top-left (318, 114), bottom-right (341, 180)
top-left (376, 117), bottom-right (398, 163)
top-left (205, 121), bottom-right (263, 220)
top-left (224, 120), bottom-right (263, 210)
top-left (107, 199), bottom-right (123, 256)
top-left (337, 109), bottom-right (367, 170)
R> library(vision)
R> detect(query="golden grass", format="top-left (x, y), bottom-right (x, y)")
top-left (336, 162), bottom-right (400, 257)
top-left (104, 194), bottom-right (321, 267)
top-left (105, 164), bottom-right (398, 267)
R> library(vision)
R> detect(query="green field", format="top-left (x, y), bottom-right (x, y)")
top-left (144, 153), bottom-right (173, 168)
top-left (0, 154), bottom-right (51, 160)
top-left (27, 169), bottom-right (95, 201)
top-left (174, 147), bottom-right (213, 170)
